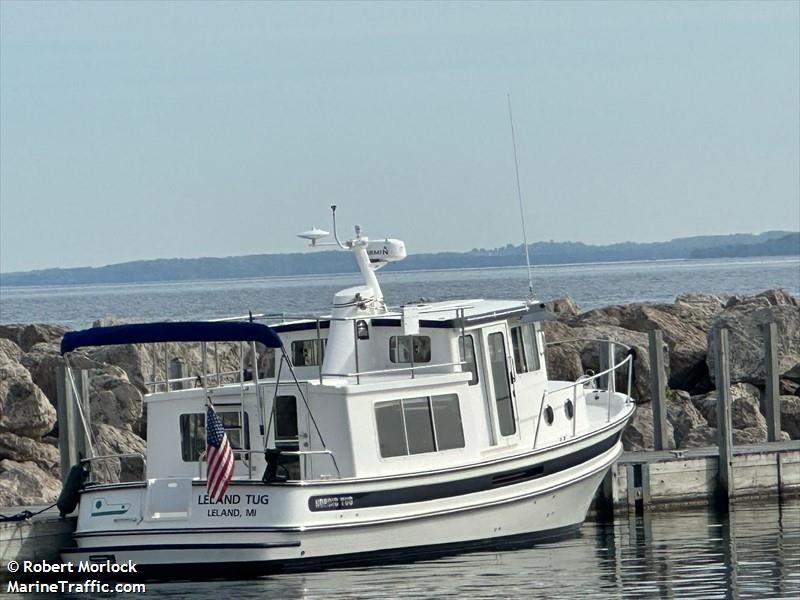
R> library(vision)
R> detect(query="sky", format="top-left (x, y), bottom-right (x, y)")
top-left (1, 1), bottom-right (798, 273)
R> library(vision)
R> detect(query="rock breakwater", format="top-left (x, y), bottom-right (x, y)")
top-left (0, 290), bottom-right (797, 506)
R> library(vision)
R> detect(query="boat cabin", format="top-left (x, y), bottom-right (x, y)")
top-left (140, 298), bottom-right (598, 486)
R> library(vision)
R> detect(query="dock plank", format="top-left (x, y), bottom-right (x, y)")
top-left (1, 506), bottom-right (76, 573)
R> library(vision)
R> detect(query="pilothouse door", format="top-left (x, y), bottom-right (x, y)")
top-left (480, 324), bottom-right (518, 441)
top-left (261, 382), bottom-right (311, 480)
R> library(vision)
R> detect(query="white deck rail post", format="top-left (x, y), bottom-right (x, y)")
top-left (763, 322), bottom-right (781, 442)
top-left (648, 329), bottom-right (669, 450)
top-left (598, 337), bottom-right (615, 394)
top-left (714, 328), bottom-right (734, 504)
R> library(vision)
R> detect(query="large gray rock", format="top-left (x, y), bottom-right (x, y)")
top-left (674, 293), bottom-right (729, 324)
top-left (0, 459), bottom-right (61, 506)
top-left (0, 325), bottom-right (26, 347)
top-left (18, 324), bottom-right (69, 353)
top-left (744, 427), bottom-right (789, 443)
top-left (20, 343), bottom-right (63, 406)
top-left (0, 323), bottom-right (69, 353)
top-left (545, 297), bottom-right (580, 318)
top-left (756, 289), bottom-right (799, 308)
top-left (0, 355), bottom-right (57, 438)
top-left (707, 298), bottom-right (800, 386)
top-left (622, 403), bottom-right (675, 451)
top-left (543, 320), bottom-right (658, 402)
top-left (0, 432), bottom-right (59, 476)
top-left (541, 321), bottom-right (585, 383)
top-left (691, 383), bottom-right (766, 430)
top-left (677, 424), bottom-right (788, 448)
top-left (576, 325), bottom-right (660, 403)
top-left (781, 395), bottom-right (800, 439)
top-left (666, 390), bottom-right (708, 449)
top-left (87, 369), bottom-right (143, 431)
top-left (570, 297), bottom-right (724, 393)
top-left (0, 338), bottom-right (23, 364)
top-left (682, 424), bottom-right (717, 448)
top-left (88, 339), bottom-right (242, 395)
top-left (25, 347), bottom-right (146, 432)
top-left (90, 424), bottom-right (147, 483)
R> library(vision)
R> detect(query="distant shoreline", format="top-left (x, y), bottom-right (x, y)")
top-left (2, 231), bottom-right (797, 288)
top-left (1, 254), bottom-right (798, 292)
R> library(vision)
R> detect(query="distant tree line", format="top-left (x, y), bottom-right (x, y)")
top-left (1, 231), bottom-right (797, 287)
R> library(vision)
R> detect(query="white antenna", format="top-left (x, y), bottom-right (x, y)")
top-left (507, 94), bottom-right (534, 300)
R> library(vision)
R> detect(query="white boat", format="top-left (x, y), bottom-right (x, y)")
top-left (58, 221), bottom-right (635, 577)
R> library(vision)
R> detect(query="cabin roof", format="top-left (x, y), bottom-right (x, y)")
top-left (270, 299), bottom-right (551, 333)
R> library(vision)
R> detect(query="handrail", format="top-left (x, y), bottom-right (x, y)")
top-left (197, 448), bottom-right (342, 480)
top-left (145, 370), bottom-right (244, 389)
top-left (80, 453), bottom-right (146, 467)
top-left (322, 360), bottom-right (467, 380)
top-left (535, 337), bottom-right (635, 446)
top-left (546, 337), bottom-right (633, 352)
top-left (81, 453), bottom-right (147, 483)
top-left (546, 352), bottom-right (633, 396)
top-left (268, 449), bottom-right (342, 479)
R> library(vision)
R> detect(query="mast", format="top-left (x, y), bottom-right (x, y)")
top-left (507, 94), bottom-right (535, 300)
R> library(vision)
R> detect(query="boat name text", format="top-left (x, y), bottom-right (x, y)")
top-left (311, 495), bottom-right (355, 511)
top-left (198, 493), bottom-right (269, 517)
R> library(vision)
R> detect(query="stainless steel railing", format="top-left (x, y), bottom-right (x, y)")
top-left (197, 448), bottom-right (341, 482)
top-left (322, 361), bottom-right (467, 380)
top-left (80, 453), bottom-right (147, 483)
top-left (536, 337), bottom-right (635, 447)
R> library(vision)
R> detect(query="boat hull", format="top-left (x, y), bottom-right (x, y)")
top-left (61, 438), bottom-right (622, 577)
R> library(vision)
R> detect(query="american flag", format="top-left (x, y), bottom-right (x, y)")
top-left (206, 405), bottom-right (234, 502)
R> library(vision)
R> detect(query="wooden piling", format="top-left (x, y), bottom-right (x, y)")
top-left (714, 328), bottom-right (734, 503)
top-left (56, 365), bottom-right (73, 481)
top-left (764, 322), bottom-right (781, 442)
top-left (56, 366), bottom-right (91, 481)
top-left (648, 329), bottom-right (669, 450)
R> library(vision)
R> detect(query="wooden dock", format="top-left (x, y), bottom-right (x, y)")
top-left (0, 506), bottom-right (75, 576)
top-left (600, 441), bottom-right (800, 514)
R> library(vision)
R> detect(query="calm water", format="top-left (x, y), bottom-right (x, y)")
top-left (1, 257), bottom-right (798, 328)
top-left (11, 498), bottom-right (793, 599)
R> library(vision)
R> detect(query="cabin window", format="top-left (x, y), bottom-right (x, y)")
top-left (403, 397), bottom-right (436, 454)
top-left (431, 394), bottom-right (465, 450)
top-left (389, 336), bottom-right (431, 363)
top-left (179, 411), bottom-right (250, 462)
top-left (291, 339), bottom-right (325, 367)
top-left (375, 400), bottom-right (407, 458)
top-left (458, 335), bottom-right (479, 385)
top-left (511, 324), bottom-right (541, 374)
top-left (375, 395), bottom-right (464, 458)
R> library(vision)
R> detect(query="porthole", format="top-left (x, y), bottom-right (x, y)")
top-left (544, 405), bottom-right (554, 426)
top-left (565, 399), bottom-right (574, 420)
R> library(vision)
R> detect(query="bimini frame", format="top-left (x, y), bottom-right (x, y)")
top-left (59, 320), bottom-right (336, 484)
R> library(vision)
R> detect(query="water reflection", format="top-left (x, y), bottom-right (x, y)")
top-left (117, 498), bottom-right (798, 600)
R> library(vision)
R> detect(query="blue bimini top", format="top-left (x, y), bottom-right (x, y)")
top-left (60, 320), bottom-right (283, 355)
